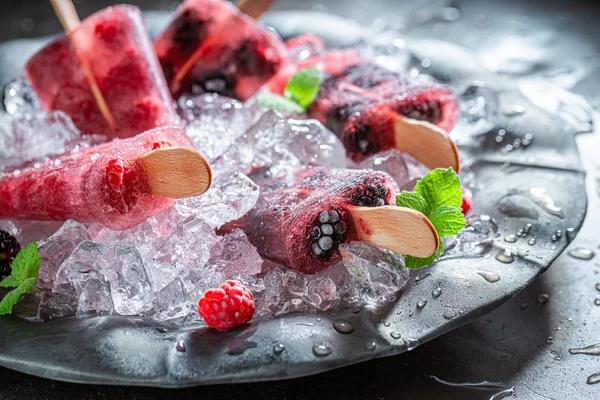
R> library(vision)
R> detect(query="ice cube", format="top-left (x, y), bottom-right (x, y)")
top-left (176, 172), bottom-right (259, 228)
top-left (352, 149), bottom-right (428, 189)
top-left (3, 76), bottom-right (41, 116)
top-left (142, 278), bottom-right (191, 323)
top-left (212, 110), bottom-right (347, 177)
top-left (442, 214), bottom-right (499, 258)
top-left (451, 84), bottom-right (499, 140)
top-left (0, 110), bottom-right (104, 173)
top-left (76, 279), bottom-right (114, 318)
top-left (178, 93), bottom-right (254, 161)
top-left (208, 229), bottom-right (263, 278)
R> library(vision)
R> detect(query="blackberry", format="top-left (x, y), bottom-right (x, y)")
top-left (310, 210), bottom-right (347, 261)
top-left (0, 230), bottom-right (21, 278)
top-left (351, 184), bottom-right (388, 207)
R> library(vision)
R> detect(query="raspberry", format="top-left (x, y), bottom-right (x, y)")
top-left (198, 280), bottom-right (256, 332)
top-left (461, 187), bottom-right (472, 215)
top-left (0, 230), bottom-right (21, 278)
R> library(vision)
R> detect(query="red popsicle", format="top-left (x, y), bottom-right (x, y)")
top-left (154, 0), bottom-right (287, 100)
top-left (0, 127), bottom-right (211, 231)
top-left (25, 5), bottom-right (177, 139)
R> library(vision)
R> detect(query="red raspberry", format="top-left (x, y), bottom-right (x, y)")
top-left (198, 280), bottom-right (256, 332)
top-left (461, 187), bottom-right (472, 215)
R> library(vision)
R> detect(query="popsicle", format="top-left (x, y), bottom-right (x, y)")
top-left (270, 45), bottom-right (461, 171)
top-left (237, 168), bottom-right (438, 274)
top-left (25, 5), bottom-right (177, 139)
top-left (0, 127), bottom-right (212, 231)
top-left (154, 0), bottom-right (287, 100)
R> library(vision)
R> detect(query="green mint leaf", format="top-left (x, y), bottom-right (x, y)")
top-left (396, 191), bottom-right (429, 216)
top-left (428, 206), bottom-right (466, 237)
top-left (404, 241), bottom-right (443, 269)
top-left (284, 67), bottom-right (322, 108)
top-left (415, 168), bottom-right (462, 211)
top-left (0, 277), bottom-right (36, 315)
top-left (0, 242), bottom-right (40, 287)
top-left (257, 92), bottom-right (305, 113)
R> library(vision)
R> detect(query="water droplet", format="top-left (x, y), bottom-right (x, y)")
top-left (364, 341), bottom-right (377, 351)
top-left (546, 336), bottom-right (553, 344)
top-left (524, 223), bottom-right (532, 233)
top-left (414, 272), bottom-right (431, 285)
top-left (536, 293), bottom-right (550, 305)
top-left (408, 311), bottom-right (414, 317)
top-left (528, 238), bottom-right (537, 245)
top-left (156, 327), bottom-right (168, 333)
top-left (555, 229), bottom-right (563, 238)
top-left (529, 187), bottom-right (564, 218)
top-left (516, 229), bottom-right (524, 237)
top-left (520, 302), bottom-right (528, 310)
top-left (176, 340), bottom-right (186, 352)
top-left (596, 283), bottom-right (600, 291)
top-left (312, 344), bottom-right (332, 357)
top-left (496, 248), bottom-right (515, 263)
top-left (569, 248), bottom-right (595, 260)
top-left (316, 317), bottom-right (321, 322)
top-left (226, 341), bottom-right (257, 355)
top-left (566, 227), bottom-right (576, 242)
top-left (587, 372), bottom-right (600, 385)
top-left (517, 249), bottom-right (530, 258)
top-left (273, 343), bottom-right (285, 354)
top-left (390, 331), bottom-right (402, 339)
top-left (417, 299), bottom-right (428, 309)
top-left (403, 337), bottom-right (419, 351)
top-left (551, 235), bottom-right (558, 242)
top-left (332, 322), bottom-right (354, 334)
top-left (569, 343), bottom-right (600, 355)
top-left (476, 270), bottom-right (501, 283)
top-left (595, 299), bottom-right (600, 306)
top-left (502, 104), bottom-right (526, 116)
top-left (383, 321), bottom-right (390, 327)
top-left (550, 350), bottom-right (562, 361)
top-left (504, 235), bottom-right (517, 243)
top-left (432, 287), bottom-right (442, 298)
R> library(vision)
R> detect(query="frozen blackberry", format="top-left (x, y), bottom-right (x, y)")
top-left (310, 210), bottom-right (347, 261)
top-left (172, 9), bottom-right (210, 53)
top-left (0, 230), bottom-right (21, 278)
top-left (351, 184), bottom-right (389, 207)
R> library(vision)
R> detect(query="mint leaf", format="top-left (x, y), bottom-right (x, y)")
top-left (0, 278), bottom-right (36, 315)
top-left (428, 206), bottom-right (466, 237)
top-left (0, 242), bottom-right (41, 315)
top-left (396, 191), bottom-right (429, 216)
top-left (415, 168), bottom-right (462, 211)
top-left (284, 67), bottom-right (322, 108)
top-left (257, 92), bottom-right (305, 113)
top-left (405, 241), bottom-right (443, 269)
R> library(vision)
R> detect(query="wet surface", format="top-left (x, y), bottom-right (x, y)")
top-left (0, 0), bottom-right (599, 398)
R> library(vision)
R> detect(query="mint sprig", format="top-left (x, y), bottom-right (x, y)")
top-left (396, 168), bottom-right (466, 269)
top-left (0, 242), bottom-right (41, 315)
top-left (257, 67), bottom-right (322, 113)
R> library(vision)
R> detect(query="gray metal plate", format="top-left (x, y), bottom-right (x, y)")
top-left (0, 8), bottom-right (588, 388)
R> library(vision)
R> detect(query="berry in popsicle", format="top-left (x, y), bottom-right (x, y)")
top-left (155, 0), bottom-right (287, 100)
top-left (0, 127), bottom-right (210, 231)
top-left (238, 168), bottom-right (399, 274)
top-left (25, 5), bottom-right (177, 139)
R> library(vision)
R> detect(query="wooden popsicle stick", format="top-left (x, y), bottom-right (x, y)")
top-left (348, 205), bottom-right (439, 258)
top-left (237, 0), bottom-right (275, 19)
top-left (139, 146), bottom-right (213, 199)
top-left (393, 114), bottom-right (461, 172)
top-left (49, 0), bottom-right (117, 131)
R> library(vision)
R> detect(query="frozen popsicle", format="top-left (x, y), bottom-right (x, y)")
top-left (237, 168), bottom-right (438, 274)
top-left (270, 46), bottom-right (460, 171)
top-left (0, 126), bottom-right (211, 231)
top-left (25, 5), bottom-right (177, 139)
top-left (154, 0), bottom-right (287, 100)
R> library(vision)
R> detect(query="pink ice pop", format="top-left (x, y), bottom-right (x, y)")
top-left (154, 0), bottom-right (287, 100)
top-left (0, 127), bottom-right (197, 231)
top-left (25, 5), bottom-right (177, 139)
top-left (238, 168), bottom-right (398, 274)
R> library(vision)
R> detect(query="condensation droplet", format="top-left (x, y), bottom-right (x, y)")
top-left (273, 343), bottom-right (285, 354)
top-left (546, 336), bottom-right (553, 344)
top-left (502, 104), bottom-right (526, 116)
top-left (536, 293), bottom-right (550, 305)
top-left (383, 321), bottom-right (390, 327)
top-left (417, 299), bottom-right (428, 309)
top-left (176, 340), bottom-right (186, 352)
top-left (332, 322), bottom-right (354, 334)
top-left (569, 247), bottom-right (595, 260)
top-left (476, 270), bottom-right (501, 283)
top-left (390, 331), bottom-right (402, 339)
top-left (566, 227), bottom-right (576, 242)
top-left (504, 235), bottom-right (517, 243)
top-left (496, 248), bottom-right (515, 263)
top-left (528, 238), bottom-right (537, 245)
top-left (520, 302), bottom-right (528, 310)
top-left (312, 344), bottom-right (332, 357)
top-left (364, 341), bottom-right (377, 351)
top-left (432, 287), bottom-right (442, 298)
top-left (587, 372), bottom-right (600, 385)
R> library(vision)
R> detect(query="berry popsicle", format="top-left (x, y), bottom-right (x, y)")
top-left (271, 44), bottom-right (460, 171)
top-left (237, 168), bottom-right (438, 274)
top-left (25, 5), bottom-right (177, 139)
top-left (0, 127), bottom-right (211, 231)
top-left (154, 0), bottom-right (286, 100)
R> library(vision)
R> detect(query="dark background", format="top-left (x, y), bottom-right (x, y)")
top-left (1, 0), bottom-right (600, 399)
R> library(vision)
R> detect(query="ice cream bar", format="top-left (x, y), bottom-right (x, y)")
top-left (239, 168), bottom-right (398, 274)
top-left (154, 0), bottom-right (286, 100)
top-left (25, 5), bottom-right (177, 139)
top-left (270, 45), bottom-right (459, 164)
top-left (0, 127), bottom-right (195, 231)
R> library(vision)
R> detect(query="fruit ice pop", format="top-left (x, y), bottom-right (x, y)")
top-left (239, 168), bottom-right (398, 274)
top-left (271, 45), bottom-right (459, 167)
top-left (0, 127), bottom-right (202, 231)
top-left (154, 0), bottom-right (286, 100)
top-left (25, 5), bottom-right (177, 139)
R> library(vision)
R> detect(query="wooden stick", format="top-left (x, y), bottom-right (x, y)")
top-left (139, 147), bottom-right (213, 199)
top-left (49, 0), bottom-right (117, 131)
top-left (393, 115), bottom-right (461, 172)
top-left (237, 0), bottom-right (275, 19)
top-left (348, 205), bottom-right (439, 258)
